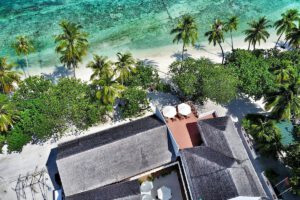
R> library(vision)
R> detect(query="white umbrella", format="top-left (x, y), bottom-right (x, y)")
top-left (157, 186), bottom-right (172, 200)
top-left (162, 106), bottom-right (176, 118)
top-left (178, 103), bottom-right (191, 116)
top-left (140, 181), bottom-right (153, 194)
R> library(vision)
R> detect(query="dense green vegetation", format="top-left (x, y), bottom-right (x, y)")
top-left (169, 58), bottom-right (238, 104)
top-left (120, 87), bottom-right (149, 118)
top-left (242, 114), bottom-right (283, 157)
top-left (6, 77), bottom-right (108, 152)
top-left (225, 49), bottom-right (276, 99)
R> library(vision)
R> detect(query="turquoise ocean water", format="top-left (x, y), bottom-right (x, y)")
top-left (1, 0), bottom-right (300, 70)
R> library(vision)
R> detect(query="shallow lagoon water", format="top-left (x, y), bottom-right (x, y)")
top-left (1, 0), bottom-right (300, 69)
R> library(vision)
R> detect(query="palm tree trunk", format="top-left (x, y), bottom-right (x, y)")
top-left (24, 55), bottom-right (29, 78)
top-left (182, 43), bottom-right (186, 61)
top-left (284, 40), bottom-right (288, 48)
top-left (248, 42), bottom-right (250, 50)
top-left (230, 31), bottom-right (234, 51)
top-left (275, 32), bottom-right (284, 48)
top-left (253, 41), bottom-right (256, 50)
top-left (73, 67), bottom-right (76, 78)
top-left (218, 42), bottom-right (225, 64)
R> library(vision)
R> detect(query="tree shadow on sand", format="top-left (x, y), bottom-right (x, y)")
top-left (194, 44), bottom-right (219, 56)
top-left (42, 65), bottom-right (73, 83)
top-left (15, 59), bottom-right (27, 76)
top-left (171, 51), bottom-right (192, 61)
top-left (224, 96), bottom-right (266, 122)
top-left (138, 58), bottom-right (159, 67)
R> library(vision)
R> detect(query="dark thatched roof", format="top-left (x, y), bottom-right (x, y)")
top-left (56, 115), bottom-right (174, 197)
top-left (66, 180), bottom-right (141, 200)
top-left (181, 117), bottom-right (267, 200)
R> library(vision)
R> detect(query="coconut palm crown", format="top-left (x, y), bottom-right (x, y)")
top-left (274, 9), bottom-right (300, 48)
top-left (171, 14), bottom-right (198, 61)
top-left (264, 70), bottom-right (300, 120)
top-left (55, 20), bottom-right (88, 77)
top-left (115, 52), bottom-right (136, 85)
top-left (224, 16), bottom-right (239, 50)
top-left (87, 55), bottom-right (113, 81)
top-left (93, 75), bottom-right (125, 105)
top-left (0, 94), bottom-right (19, 132)
top-left (244, 16), bottom-right (271, 50)
top-left (0, 57), bottom-right (22, 94)
top-left (286, 22), bottom-right (300, 49)
top-left (205, 19), bottom-right (226, 64)
top-left (13, 35), bottom-right (34, 77)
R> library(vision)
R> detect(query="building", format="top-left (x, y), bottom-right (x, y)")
top-left (54, 109), bottom-right (270, 200)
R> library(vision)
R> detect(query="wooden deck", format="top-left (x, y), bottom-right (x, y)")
top-left (166, 113), bottom-right (216, 149)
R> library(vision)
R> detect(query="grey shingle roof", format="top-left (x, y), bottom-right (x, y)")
top-left (57, 115), bottom-right (165, 159)
top-left (66, 180), bottom-right (141, 200)
top-left (56, 115), bottom-right (173, 197)
top-left (181, 117), bottom-right (267, 200)
top-left (197, 116), bottom-right (248, 161)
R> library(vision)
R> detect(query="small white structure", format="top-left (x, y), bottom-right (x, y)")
top-left (177, 103), bottom-right (191, 116)
top-left (140, 181), bottom-right (153, 196)
top-left (162, 106), bottom-right (176, 118)
top-left (53, 189), bottom-right (62, 200)
top-left (157, 186), bottom-right (172, 200)
top-left (142, 194), bottom-right (154, 200)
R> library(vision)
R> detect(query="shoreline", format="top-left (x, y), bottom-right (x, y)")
top-left (25, 31), bottom-right (279, 81)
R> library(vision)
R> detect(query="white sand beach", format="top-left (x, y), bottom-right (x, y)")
top-left (26, 31), bottom-right (279, 81)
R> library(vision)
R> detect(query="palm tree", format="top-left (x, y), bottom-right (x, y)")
top-left (224, 16), bottom-right (239, 50)
top-left (271, 60), bottom-right (294, 84)
top-left (115, 52), bottom-right (136, 85)
top-left (243, 114), bottom-right (282, 157)
top-left (13, 35), bottom-right (34, 77)
top-left (0, 94), bottom-right (19, 132)
top-left (0, 57), bottom-right (22, 94)
top-left (55, 20), bottom-right (88, 78)
top-left (170, 14), bottom-right (198, 61)
top-left (264, 71), bottom-right (300, 120)
top-left (87, 55), bottom-right (113, 81)
top-left (286, 22), bottom-right (300, 49)
top-left (93, 76), bottom-right (125, 105)
top-left (244, 16), bottom-right (271, 50)
top-left (274, 9), bottom-right (299, 48)
top-left (205, 19), bottom-right (226, 64)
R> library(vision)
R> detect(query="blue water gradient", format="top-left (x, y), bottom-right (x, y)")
top-left (1, 0), bottom-right (300, 69)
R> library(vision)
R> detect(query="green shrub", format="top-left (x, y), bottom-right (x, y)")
top-left (6, 77), bottom-right (109, 152)
top-left (226, 49), bottom-right (276, 99)
top-left (6, 129), bottom-right (31, 153)
top-left (125, 61), bottom-right (160, 89)
top-left (120, 87), bottom-right (149, 118)
top-left (170, 58), bottom-right (238, 104)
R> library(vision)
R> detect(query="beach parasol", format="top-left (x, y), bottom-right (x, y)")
top-left (178, 103), bottom-right (191, 116)
top-left (162, 106), bottom-right (176, 118)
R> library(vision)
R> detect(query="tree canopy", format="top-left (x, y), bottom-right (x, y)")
top-left (226, 49), bottom-right (276, 99)
top-left (169, 58), bottom-right (237, 104)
